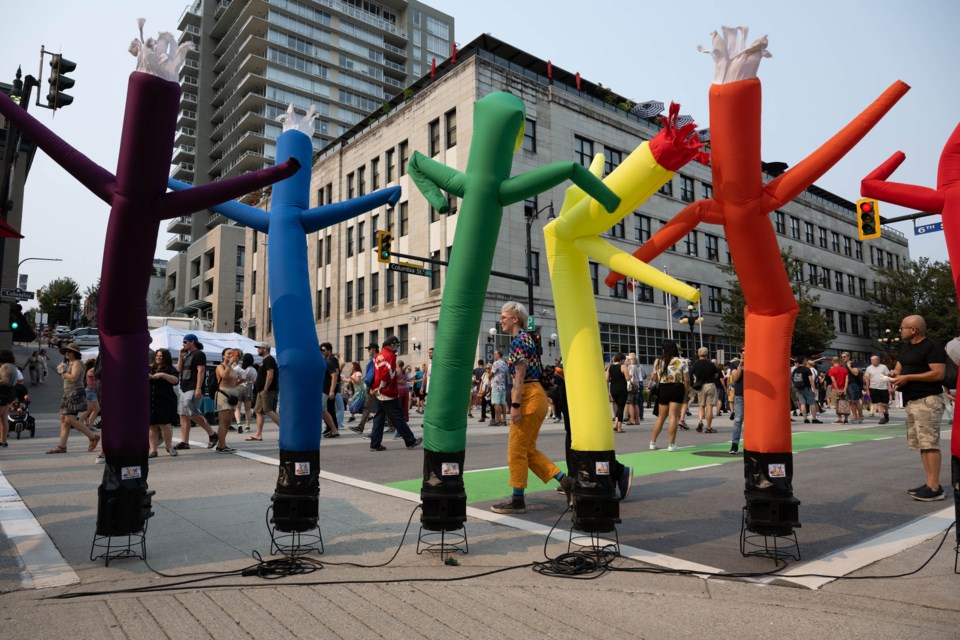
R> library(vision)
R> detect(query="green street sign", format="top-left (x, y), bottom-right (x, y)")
top-left (527, 315), bottom-right (535, 331)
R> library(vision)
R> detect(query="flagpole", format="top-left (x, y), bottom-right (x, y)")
top-left (664, 267), bottom-right (673, 340)
top-left (697, 300), bottom-right (704, 348)
top-left (632, 278), bottom-right (639, 353)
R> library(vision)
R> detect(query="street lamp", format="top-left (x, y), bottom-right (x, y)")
top-left (548, 332), bottom-right (558, 356)
top-left (411, 337), bottom-right (421, 353)
top-left (877, 328), bottom-right (900, 360)
top-left (487, 327), bottom-right (497, 343)
top-left (678, 304), bottom-right (702, 356)
top-left (18, 256), bottom-right (62, 270)
top-left (525, 202), bottom-right (555, 329)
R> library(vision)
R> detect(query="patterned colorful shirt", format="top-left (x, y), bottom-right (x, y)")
top-left (490, 358), bottom-right (508, 391)
top-left (654, 356), bottom-right (688, 384)
top-left (507, 330), bottom-right (542, 382)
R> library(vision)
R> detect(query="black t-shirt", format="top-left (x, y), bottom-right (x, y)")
top-left (255, 355), bottom-right (279, 393)
top-left (897, 337), bottom-right (947, 402)
top-left (323, 355), bottom-right (340, 393)
top-left (151, 364), bottom-right (178, 404)
top-left (730, 360), bottom-right (744, 396)
top-left (179, 349), bottom-right (207, 392)
top-left (791, 366), bottom-right (812, 389)
top-left (689, 359), bottom-right (718, 390)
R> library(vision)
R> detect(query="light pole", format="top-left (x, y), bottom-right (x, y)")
top-left (525, 202), bottom-right (555, 329)
top-left (877, 328), bottom-right (901, 363)
top-left (678, 304), bottom-right (702, 356)
top-left (18, 256), bottom-right (62, 270)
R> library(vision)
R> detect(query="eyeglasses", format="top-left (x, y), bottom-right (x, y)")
top-left (900, 326), bottom-right (916, 331)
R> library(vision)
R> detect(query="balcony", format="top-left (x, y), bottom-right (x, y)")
top-left (172, 144), bottom-right (195, 164)
top-left (210, 116), bottom-right (268, 159)
top-left (211, 0), bottom-right (266, 40)
top-left (177, 109), bottom-right (196, 129)
top-left (211, 70), bottom-right (267, 112)
top-left (166, 234), bottom-right (191, 252)
top-left (174, 127), bottom-right (196, 148)
top-left (166, 216), bottom-right (192, 234)
top-left (170, 162), bottom-right (195, 181)
top-left (210, 146), bottom-right (268, 179)
top-left (212, 17), bottom-right (268, 64)
top-left (177, 3), bottom-right (201, 33)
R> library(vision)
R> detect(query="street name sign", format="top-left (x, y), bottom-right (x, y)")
top-left (389, 263), bottom-right (432, 277)
top-left (1, 288), bottom-right (34, 301)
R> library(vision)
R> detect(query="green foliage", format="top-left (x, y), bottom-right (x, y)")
top-left (36, 277), bottom-right (82, 328)
top-left (718, 248), bottom-right (836, 356)
top-left (865, 257), bottom-right (958, 346)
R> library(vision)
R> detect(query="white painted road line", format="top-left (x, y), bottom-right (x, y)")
top-left (822, 443), bottom-right (851, 449)
top-left (0, 471), bottom-right (78, 590)
top-left (678, 464), bottom-right (721, 472)
top-left (775, 506), bottom-right (955, 589)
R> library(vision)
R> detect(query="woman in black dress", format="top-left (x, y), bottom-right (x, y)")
top-left (149, 348), bottom-right (180, 457)
top-left (607, 352), bottom-right (629, 432)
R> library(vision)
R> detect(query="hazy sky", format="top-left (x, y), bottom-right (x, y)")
top-left (4, 0), bottom-right (958, 310)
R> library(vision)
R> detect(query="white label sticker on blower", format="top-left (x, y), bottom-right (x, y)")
top-left (121, 466), bottom-right (142, 480)
top-left (295, 462), bottom-right (311, 476)
top-left (768, 463), bottom-right (786, 478)
top-left (595, 461), bottom-right (610, 475)
top-left (441, 462), bottom-right (460, 476)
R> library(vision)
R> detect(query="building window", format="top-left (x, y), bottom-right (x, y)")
top-left (356, 276), bottom-right (365, 310)
top-left (702, 182), bottom-right (713, 199)
top-left (430, 250), bottom-right (441, 290)
top-left (347, 172), bottom-right (354, 199)
top-left (251, 273), bottom-right (257, 295)
top-left (775, 211), bottom-right (786, 234)
top-left (804, 222), bottom-right (814, 244)
top-left (385, 207), bottom-right (394, 232)
top-left (659, 180), bottom-right (673, 197)
top-left (316, 288), bottom-right (322, 319)
top-left (790, 216), bottom-right (801, 239)
top-left (399, 140), bottom-right (409, 176)
top-left (346, 226), bottom-right (354, 257)
top-left (316, 187), bottom-right (325, 207)
top-left (574, 135), bottom-right (594, 167)
top-left (685, 230), bottom-right (698, 257)
top-left (589, 261), bottom-right (599, 295)
top-left (317, 237), bottom-right (323, 266)
top-left (838, 311), bottom-right (848, 333)
top-left (635, 214), bottom-right (652, 243)
top-left (371, 214), bottom-right (379, 242)
top-left (821, 267), bottom-right (832, 289)
top-left (855, 240), bottom-right (863, 261)
top-left (835, 271), bottom-right (844, 292)
top-left (831, 231), bottom-right (840, 253)
top-left (610, 218), bottom-right (625, 239)
top-left (358, 220), bottom-right (365, 253)
top-left (399, 271), bottom-right (409, 299)
top-left (859, 277), bottom-right (867, 298)
top-left (357, 165), bottom-right (365, 196)
top-left (635, 282), bottom-right (654, 303)
top-left (529, 250), bottom-right (540, 286)
top-left (429, 204), bottom-right (439, 223)
top-left (385, 270), bottom-right (394, 302)
top-left (325, 233), bottom-right (331, 265)
top-left (235, 275), bottom-right (244, 294)
top-left (371, 272), bottom-right (379, 307)
top-left (371, 157), bottom-right (379, 190)
top-left (324, 287), bottom-right (330, 318)
top-left (610, 280), bottom-right (627, 299)
top-left (807, 263), bottom-right (818, 285)
top-left (705, 234), bottom-right (719, 261)
top-left (861, 315), bottom-right (869, 336)
top-left (819, 226), bottom-right (828, 248)
top-left (850, 314), bottom-right (859, 336)
top-left (428, 118), bottom-right (440, 157)
top-left (604, 146), bottom-right (623, 174)
top-left (447, 194), bottom-right (458, 214)
top-left (708, 286), bottom-right (723, 313)
top-left (345, 280), bottom-right (353, 313)
top-left (445, 108), bottom-right (457, 148)
top-left (385, 148), bottom-right (395, 182)
top-left (252, 230), bottom-right (258, 253)
top-left (886, 252), bottom-right (894, 269)
top-left (399, 202), bottom-right (409, 236)
top-left (398, 324), bottom-right (408, 355)
top-left (523, 118), bottom-right (537, 152)
top-left (843, 235), bottom-right (852, 257)
top-left (680, 175), bottom-right (695, 202)
top-left (847, 274), bottom-right (856, 296)
top-left (236, 245), bottom-right (245, 268)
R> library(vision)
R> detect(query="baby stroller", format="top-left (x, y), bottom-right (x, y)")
top-left (8, 392), bottom-right (35, 439)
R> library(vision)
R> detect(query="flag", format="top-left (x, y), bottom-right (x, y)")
top-left (670, 297), bottom-right (684, 320)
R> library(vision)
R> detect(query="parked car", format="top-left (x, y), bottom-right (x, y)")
top-left (54, 325), bottom-right (71, 334)
top-left (72, 328), bottom-right (100, 348)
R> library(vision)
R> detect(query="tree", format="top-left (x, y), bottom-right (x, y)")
top-left (719, 248), bottom-right (836, 356)
top-left (36, 277), bottom-right (82, 328)
top-left (147, 283), bottom-right (175, 317)
top-left (865, 257), bottom-right (958, 347)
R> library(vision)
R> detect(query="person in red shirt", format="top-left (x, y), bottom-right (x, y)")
top-left (827, 356), bottom-right (850, 424)
top-left (369, 336), bottom-right (423, 451)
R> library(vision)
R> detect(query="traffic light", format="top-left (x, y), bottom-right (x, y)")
top-left (9, 304), bottom-right (18, 330)
top-left (856, 198), bottom-right (881, 240)
top-left (47, 53), bottom-right (77, 110)
top-left (376, 230), bottom-right (393, 263)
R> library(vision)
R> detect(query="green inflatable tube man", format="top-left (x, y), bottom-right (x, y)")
top-left (407, 91), bottom-right (620, 530)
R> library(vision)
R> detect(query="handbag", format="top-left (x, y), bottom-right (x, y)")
top-left (836, 397), bottom-right (850, 415)
top-left (218, 389), bottom-right (239, 407)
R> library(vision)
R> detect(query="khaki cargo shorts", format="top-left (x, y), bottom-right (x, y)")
top-left (696, 383), bottom-right (717, 406)
top-left (904, 394), bottom-right (944, 451)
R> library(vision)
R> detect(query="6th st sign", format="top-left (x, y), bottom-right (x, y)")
top-left (1, 287), bottom-right (35, 301)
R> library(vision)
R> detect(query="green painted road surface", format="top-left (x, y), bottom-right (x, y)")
top-left (385, 424), bottom-right (904, 504)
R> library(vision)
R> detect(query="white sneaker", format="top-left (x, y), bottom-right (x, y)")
top-left (94, 455), bottom-right (105, 464)
top-left (667, 444), bottom-right (679, 452)
top-left (649, 442), bottom-right (658, 450)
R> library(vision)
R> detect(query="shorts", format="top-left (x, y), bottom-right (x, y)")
top-left (657, 382), bottom-right (685, 405)
top-left (60, 389), bottom-right (87, 416)
top-left (696, 383), bottom-right (717, 406)
top-left (685, 386), bottom-right (697, 403)
top-left (491, 388), bottom-right (506, 405)
top-left (0, 385), bottom-right (13, 407)
top-left (846, 384), bottom-right (862, 401)
top-left (178, 389), bottom-right (203, 417)
top-left (626, 389), bottom-right (639, 405)
top-left (904, 394), bottom-right (944, 451)
top-left (254, 390), bottom-right (279, 414)
top-left (216, 386), bottom-right (242, 412)
top-left (85, 389), bottom-right (99, 403)
top-left (798, 387), bottom-right (816, 406)
top-left (870, 388), bottom-right (890, 405)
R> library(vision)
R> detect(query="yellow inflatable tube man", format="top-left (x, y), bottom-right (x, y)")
top-left (544, 108), bottom-right (706, 523)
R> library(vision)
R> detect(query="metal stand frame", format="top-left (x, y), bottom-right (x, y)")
top-left (268, 509), bottom-right (324, 556)
top-left (567, 525), bottom-right (620, 557)
top-left (417, 525), bottom-right (468, 561)
top-left (739, 506), bottom-right (801, 564)
top-left (90, 520), bottom-right (149, 566)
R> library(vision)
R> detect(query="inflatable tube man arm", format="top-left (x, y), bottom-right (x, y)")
top-left (499, 162), bottom-right (620, 211)
top-left (301, 187), bottom-right (402, 233)
top-left (160, 160), bottom-right (299, 220)
top-left (407, 151), bottom-right (466, 213)
top-left (861, 152), bottom-right (945, 213)
top-left (167, 178), bottom-right (271, 232)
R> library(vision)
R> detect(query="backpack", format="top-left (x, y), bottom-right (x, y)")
top-left (945, 357), bottom-right (959, 391)
top-left (204, 366), bottom-right (220, 400)
top-left (792, 367), bottom-right (808, 390)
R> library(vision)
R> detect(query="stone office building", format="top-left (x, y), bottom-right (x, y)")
top-left (242, 34), bottom-right (910, 368)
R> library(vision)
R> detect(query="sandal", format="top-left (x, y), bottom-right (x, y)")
top-left (46, 445), bottom-right (68, 454)
top-left (244, 436), bottom-right (262, 441)
top-left (704, 427), bottom-right (717, 433)
top-left (166, 447), bottom-right (178, 457)
top-left (88, 434), bottom-right (101, 452)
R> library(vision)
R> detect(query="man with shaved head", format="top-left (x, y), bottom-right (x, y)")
top-left (890, 315), bottom-right (947, 501)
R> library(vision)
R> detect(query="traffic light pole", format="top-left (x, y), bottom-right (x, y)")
top-left (389, 250), bottom-right (533, 287)
top-left (880, 210), bottom-right (939, 225)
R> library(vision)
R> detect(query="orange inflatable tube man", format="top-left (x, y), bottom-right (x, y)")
top-left (606, 27), bottom-right (908, 520)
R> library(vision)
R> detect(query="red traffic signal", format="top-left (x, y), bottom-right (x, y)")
top-left (856, 198), bottom-right (881, 240)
